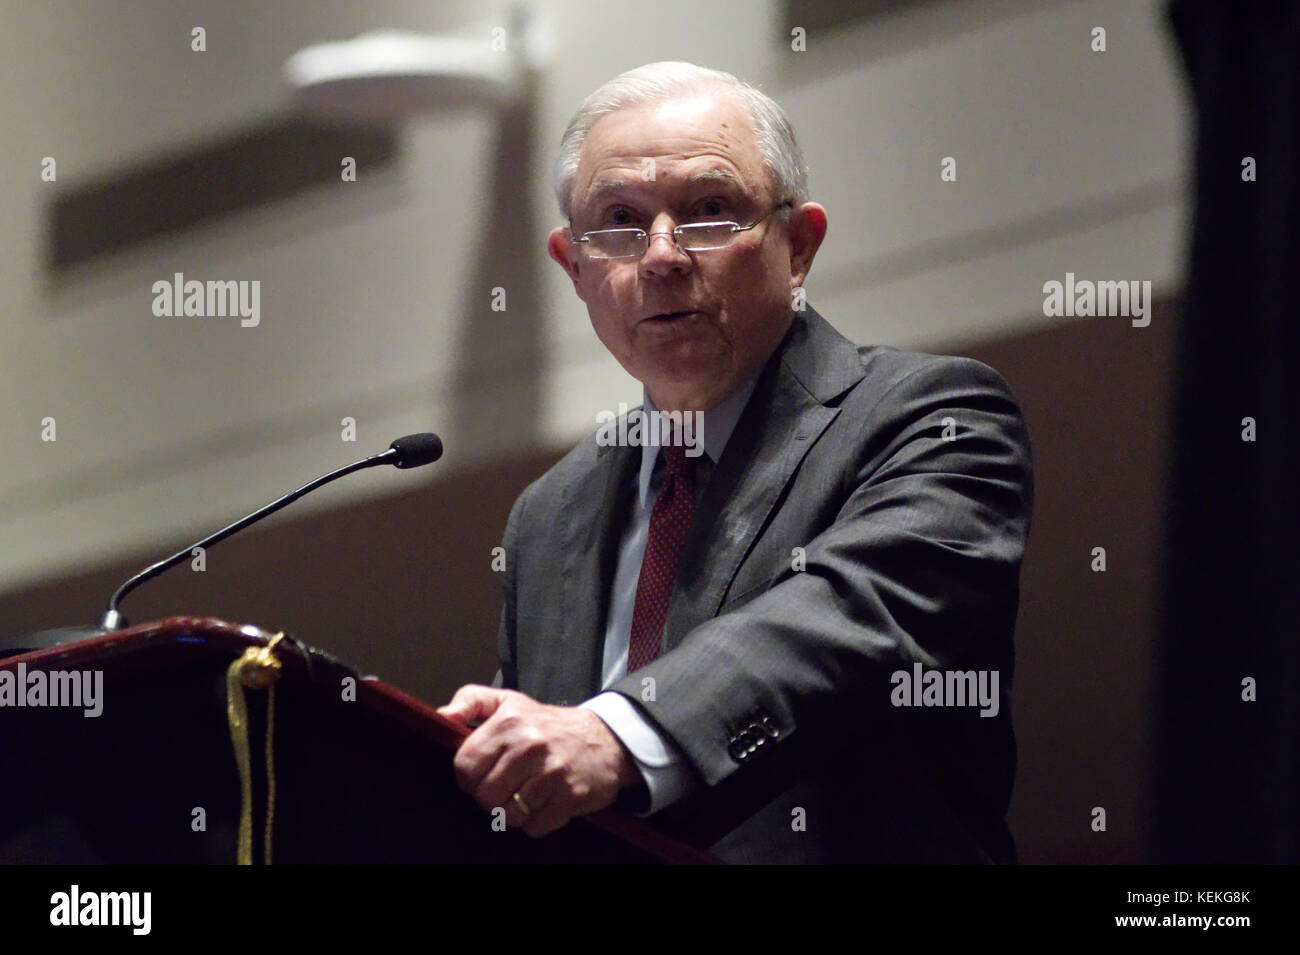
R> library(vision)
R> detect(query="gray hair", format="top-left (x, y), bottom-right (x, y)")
top-left (552, 61), bottom-right (809, 221)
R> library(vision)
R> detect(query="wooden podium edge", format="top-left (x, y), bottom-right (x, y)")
top-left (2, 616), bottom-right (720, 865)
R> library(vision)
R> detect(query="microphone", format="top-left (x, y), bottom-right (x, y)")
top-left (386, 432), bottom-right (444, 469)
top-left (95, 432), bottom-right (444, 631)
top-left (0, 433), bottom-right (443, 657)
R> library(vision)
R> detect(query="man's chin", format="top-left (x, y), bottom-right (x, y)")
top-left (643, 346), bottom-right (726, 378)
top-left (635, 318), bottom-right (722, 353)
top-left (636, 358), bottom-right (738, 408)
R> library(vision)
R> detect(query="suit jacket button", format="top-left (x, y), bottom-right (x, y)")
top-left (729, 731), bottom-right (754, 760)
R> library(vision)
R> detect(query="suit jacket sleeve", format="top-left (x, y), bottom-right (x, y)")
top-left (605, 356), bottom-right (1032, 801)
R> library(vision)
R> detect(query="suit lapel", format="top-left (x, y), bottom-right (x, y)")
top-left (663, 308), bottom-right (867, 650)
top-left (551, 440), bottom-right (639, 703)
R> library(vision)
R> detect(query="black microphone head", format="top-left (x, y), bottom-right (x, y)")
top-left (389, 432), bottom-right (443, 469)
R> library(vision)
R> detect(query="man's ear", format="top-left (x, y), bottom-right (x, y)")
top-left (787, 202), bottom-right (828, 289)
top-left (547, 226), bottom-right (586, 300)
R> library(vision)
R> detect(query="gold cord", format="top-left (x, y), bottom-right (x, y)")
top-left (226, 633), bottom-right (284, 865)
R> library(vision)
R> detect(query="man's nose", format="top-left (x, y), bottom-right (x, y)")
top-left (638, 217), bottom-right (692, 277)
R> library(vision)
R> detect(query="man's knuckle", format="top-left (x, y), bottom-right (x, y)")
top-left (497, 711), bottom-right (532, 736)
top-left (537, 756), bottom-right (566, 780)
top-left (519, 730), bottom-right (551, 756)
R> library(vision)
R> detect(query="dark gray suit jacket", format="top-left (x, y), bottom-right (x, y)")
top-left (494, 306), bottom-right (1033, 863)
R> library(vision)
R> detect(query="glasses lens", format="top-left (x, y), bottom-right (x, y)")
top-left (585, 229), bottom-right (646, 258)
top-left (676, 222), bottom-right (737, 251)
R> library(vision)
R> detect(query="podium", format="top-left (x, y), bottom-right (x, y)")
top-left (0, 617), bottom-right (716, 864)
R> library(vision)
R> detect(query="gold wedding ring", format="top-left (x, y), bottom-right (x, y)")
top-left (512, 792), bottom-right (532, 816)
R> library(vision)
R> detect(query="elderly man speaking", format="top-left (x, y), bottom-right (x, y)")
top-left (438, 61), bottom-right (1033, 864)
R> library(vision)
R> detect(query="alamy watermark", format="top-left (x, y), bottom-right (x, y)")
top-left (1042, 272), bottom-right (1151, 327)
top-left (890, 662), bottom-right (999, 717)
top-left (595, 404), bottom-right (704, 457)
top-left (0, 664), bottom-right (103, 717)
top-left (151, 272), bottom-right (260, 327)
top-left (50, 885), bottom-right (150, 935)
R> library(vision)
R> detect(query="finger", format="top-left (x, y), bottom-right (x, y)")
top-left (507, 778), bottom-right (554, 831)
top-left (437, 684), bottom-right (507, 725)
top-left (450, 721), bottom-right (511, 797)
top-left (475, 734), bottom-right (547, 816)
top-left (520, 782), bottom-right (572, 839)
top-left (450, 694), bottom-right (544, 797)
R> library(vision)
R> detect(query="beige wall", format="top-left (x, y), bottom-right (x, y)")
top-left (1, 0), bottom-right (1186, 593)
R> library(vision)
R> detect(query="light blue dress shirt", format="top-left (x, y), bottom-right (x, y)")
top-left (579, 371), bottom-right (761, 815)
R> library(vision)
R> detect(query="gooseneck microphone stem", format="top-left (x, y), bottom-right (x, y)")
top-left (100, 442), bottom-right (424, 631)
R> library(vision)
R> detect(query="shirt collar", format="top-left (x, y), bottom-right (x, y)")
top-left (635, 370), bottom-right (761, 509)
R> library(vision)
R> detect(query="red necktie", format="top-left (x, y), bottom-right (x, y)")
top-left (627, 442), bottom-right (696, 672)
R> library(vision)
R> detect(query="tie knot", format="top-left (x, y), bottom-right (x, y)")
top-left (661, 442), bottom-right (694, 481)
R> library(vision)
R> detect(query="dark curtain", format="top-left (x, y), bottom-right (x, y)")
top-left (1157, 1), bottom-right (1300, 863)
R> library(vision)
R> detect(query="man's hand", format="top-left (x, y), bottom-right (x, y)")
top-left (436, 685), bottom-right (641, 838)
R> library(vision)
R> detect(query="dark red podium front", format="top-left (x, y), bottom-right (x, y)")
top-left (0, 617), bottom-right (715, 865)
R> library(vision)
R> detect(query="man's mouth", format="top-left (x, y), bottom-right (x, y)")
top-left (644, 310), bottom-right (699, 322)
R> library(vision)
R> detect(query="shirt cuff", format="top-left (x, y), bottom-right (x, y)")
top-left (580, 692), bottom-right (696, 816)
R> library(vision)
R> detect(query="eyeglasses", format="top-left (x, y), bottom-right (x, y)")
top-left (570, 201), bottom-right (794, 259)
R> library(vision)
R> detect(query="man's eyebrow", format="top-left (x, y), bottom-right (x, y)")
top-left (685, 168), bottom-right (746, 190)
top-left (584, 177), bottom-right (633, 204)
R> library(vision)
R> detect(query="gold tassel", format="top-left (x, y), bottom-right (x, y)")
top-left (226, 633), bottom-right (284, 865)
